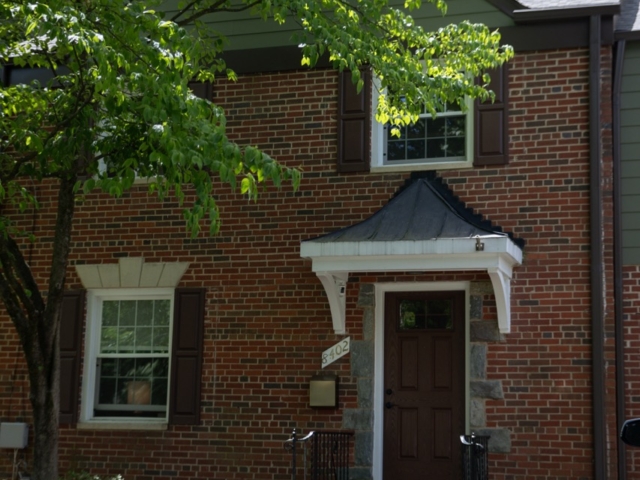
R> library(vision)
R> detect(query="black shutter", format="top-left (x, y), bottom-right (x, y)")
top-left (337, 70), bottom-right (371, 173)
top-left (169, 288), bottom-right (205, 425)
top-left (474, 64), bottom-right (509, 166)
top-left (59, 290), bottom-right (85, 425)
top-left (189, 82), bottom-right (213, 101)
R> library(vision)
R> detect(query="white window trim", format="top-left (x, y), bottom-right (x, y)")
top-left (370, 78), bottom-right (475, 172)
top-left (79, 288), bottom-right (175, 427)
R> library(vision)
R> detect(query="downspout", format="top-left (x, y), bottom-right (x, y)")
top-left (613, 38), bottom-right (627, 479)
top-left (589, 14), bottom-right (607, 480)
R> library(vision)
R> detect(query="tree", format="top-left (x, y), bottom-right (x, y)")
top-left (0, 0), bottom-right (512, 478)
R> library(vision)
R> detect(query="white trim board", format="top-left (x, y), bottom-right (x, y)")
top-left (300, 236), bottom-right (522, 334)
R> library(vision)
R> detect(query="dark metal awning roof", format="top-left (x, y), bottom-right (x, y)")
top-left (300, 173), bottom-right (524, 334)
top-left (306, 175), bottom-right (517, 243)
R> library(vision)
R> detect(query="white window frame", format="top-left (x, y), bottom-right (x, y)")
top-left (370, 78), bottom-right (474, 173)
top-left (79, 288), bottom-right (174, 426)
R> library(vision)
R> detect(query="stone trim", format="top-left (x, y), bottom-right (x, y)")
top-left (469, 281), bottom-right (511, 453)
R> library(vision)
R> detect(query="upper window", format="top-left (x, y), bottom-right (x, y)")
top-left (82, 289), bottom-right (174, 423)
top-left (371, 89), bottom-right (474, 172)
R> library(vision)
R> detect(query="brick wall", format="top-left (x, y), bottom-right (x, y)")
top-left (0, 47), bottom-right (618, 479)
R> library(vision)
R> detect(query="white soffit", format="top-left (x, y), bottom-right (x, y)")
top-left (300, 236), bottom-right (522, 335)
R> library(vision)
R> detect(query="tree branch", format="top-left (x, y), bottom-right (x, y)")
top-left (0, 233), bottom-right (45, 331)
top-left (174, 0), bottom-right (261, 26)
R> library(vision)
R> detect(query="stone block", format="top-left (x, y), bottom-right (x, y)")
top-left (358, 377), bottom-right (373, 409)
top-left (343, 409), bottom-right (373, 430)
top-left (470, 343), bottom-right (487, 379)
top-left (357, 284), bottom-right (375, 307)
top-left (475, 427), bottom-right (511, 453)
top-left (470, 380), bottom-right (504, 400)
top-left (351, 341), bottom-right (374, 378)
top-left (470, 295), bottom-right (483, 320)
top-left (470, 398), bottom-right (486, 428)
top-left (354, 431), bottom-right (373, 466)
top-left (470, 320), bottom-right (502, 343)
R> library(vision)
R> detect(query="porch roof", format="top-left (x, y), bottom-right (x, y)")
top-left (300, 173), bottom-right (524, 335)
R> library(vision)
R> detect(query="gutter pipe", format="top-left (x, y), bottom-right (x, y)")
top-left (613, 37), bottom-right (627, 479)
top-left (589, 14), bottom-right (607, 480)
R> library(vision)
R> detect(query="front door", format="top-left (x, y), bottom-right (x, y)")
top-left (383, 291), bottom-right (465, 480)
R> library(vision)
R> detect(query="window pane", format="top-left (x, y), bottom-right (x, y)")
top-left (137, 327), bottom-right (152, 352)
top-left (137, 300), bottom-right (153, 326)
top-left (117, 357), bottom-right (134, 377)
top-left (407, 119), bottom-right (425, 139)
top-left (100, 326), bottom-right (118, 353)
top-left (384, 111), bottom-right (466, 163)
top-left (154, 300), bottom-right (171, 326)
top-left (98, 378), bottom-right (116, 405)
top-left (387, 141), bottom-right (406, 161)
top-left (447, 137), bottom-right (465, 157)
top-left (425, 299), bottom-right (453, 329)
top-left (426, 139), bottom-right (445, 159)
top-left (100, 358), bottom-right (117, 376)
top-left (119, 301), bottom-right (136, 326)
top-left (101, 299), bottom-right (172, 354)
top-left (406, 140), bottom-right (425, 160)
top-left (151, 378), bottom-right (168, 406)
top-left (399, 299), bottom-right (454, 330)
top-left (118, 326), bottom-right (135, 351)
top-left (399, 300), bottom-right (426, 329)
top-left (96, 357), bottom-right (168, 412)
top-left (152, 326), bottom-right (170, 353)
top-left (447, 116), bottom-right (466, 137)
top-left (102, 301), bottom-right (119, 326)
top-left (429, 117), bottom-right (446, 137)
top-left (152, 358), bottom-right (169, 377)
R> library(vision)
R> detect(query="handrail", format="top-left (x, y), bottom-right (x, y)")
top-left (284, 429), bottom-right (354, 480)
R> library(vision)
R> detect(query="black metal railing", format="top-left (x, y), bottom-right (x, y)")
top-left (284, 429), bottom-right (353, 480)
top-left (460, 433), bottom-right (490, 480)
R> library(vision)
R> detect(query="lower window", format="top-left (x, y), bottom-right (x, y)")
top-left (83, 289), bottom-right (174, 421)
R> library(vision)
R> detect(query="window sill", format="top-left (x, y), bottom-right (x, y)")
top-left (371, 161), bottom-right (473, 174)
top-left (77, 420), bottom-right (168, 431)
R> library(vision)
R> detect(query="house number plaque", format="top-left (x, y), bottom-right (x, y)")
top-left (321, 337), bottom-right (350, 368)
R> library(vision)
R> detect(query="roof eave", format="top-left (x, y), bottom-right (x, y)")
top-left (486, 0), bottom-right (620, 23)
top-left (300, 237), bottom-right (523, 335)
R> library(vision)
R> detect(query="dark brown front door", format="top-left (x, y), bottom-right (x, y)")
top-left (383, 291), bottom-right (465, 480)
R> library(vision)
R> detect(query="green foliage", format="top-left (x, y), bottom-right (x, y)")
top-left (0, 0), bottom-right (509, 238)
top-left (0, 0), bottom-right (301, 237)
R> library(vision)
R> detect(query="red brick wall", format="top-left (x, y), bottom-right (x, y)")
top-left (0, 46), bottom-right (618, 479)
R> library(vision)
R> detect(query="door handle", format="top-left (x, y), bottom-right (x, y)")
top-left (385, 388), bottom-right (393, 395)
top-left (385, 402), bottom-right (395, 409)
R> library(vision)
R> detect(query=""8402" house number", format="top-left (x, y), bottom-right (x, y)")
top-left (321, 337), bottom-right (350, 368)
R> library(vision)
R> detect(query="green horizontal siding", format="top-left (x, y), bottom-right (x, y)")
top-left (161, 0), bottom-right (513, 51)
top-left (621, 42), bottom-right (640, 265)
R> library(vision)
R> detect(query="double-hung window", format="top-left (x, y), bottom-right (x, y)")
top-left (82, 288), bottom-right (174, 422)
top-left (371, 89), bottom-right (474, 172)
top-left (337, 68), bottom-right (509, 173)
top-left (383, 101), bottom-right (473, 168)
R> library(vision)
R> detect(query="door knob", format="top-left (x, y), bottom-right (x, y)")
top-left (386, 388), bottom-right (393, 395)
top-left (385, 402), bottom-right (394, 409)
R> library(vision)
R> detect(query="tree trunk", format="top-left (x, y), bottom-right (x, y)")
top-left (29, 327), bottom-right (60, 480)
